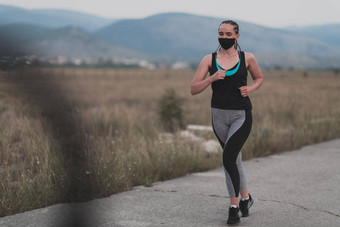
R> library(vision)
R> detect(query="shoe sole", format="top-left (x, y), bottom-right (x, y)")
top-left (227, 219), bottom-right (240, 225)
top-left (241, 198), bottom-right (254, 217)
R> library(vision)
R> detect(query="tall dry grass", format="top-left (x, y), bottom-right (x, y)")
top-left (1, 67), bottom-right (340, 216)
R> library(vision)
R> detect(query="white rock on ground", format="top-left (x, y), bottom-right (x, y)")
top-left (200, 140), bottom-right (221, 153)
top-left (159, 127), bottom-right (219, 154)
top-left (179, 130), bottom-right (205, 143)
top-left (187, 124), bottom-right (213, 132)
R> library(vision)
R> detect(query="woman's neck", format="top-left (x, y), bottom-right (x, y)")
top-left (219, 48), bottom-right (238, 57)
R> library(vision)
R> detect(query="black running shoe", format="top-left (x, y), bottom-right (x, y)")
top-left (239, 193), bottom-right (254, 217)
top-left (227, 207), bottom-right (241, 224)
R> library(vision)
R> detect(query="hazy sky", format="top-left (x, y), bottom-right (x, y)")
top-left (1, 0), bottom-right (340, 28)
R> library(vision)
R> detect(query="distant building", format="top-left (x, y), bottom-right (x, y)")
top-left (171, 61), bottom-right (190, 70)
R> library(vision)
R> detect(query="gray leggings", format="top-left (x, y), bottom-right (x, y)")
top-left (211, 108), bottom-right (252, 198)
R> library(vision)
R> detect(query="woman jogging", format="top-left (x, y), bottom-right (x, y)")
top-left (190, 20), bottom-right (263, 224)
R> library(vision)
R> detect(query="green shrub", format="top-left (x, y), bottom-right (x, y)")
top-left (157, 88), bottom-right (185, 132)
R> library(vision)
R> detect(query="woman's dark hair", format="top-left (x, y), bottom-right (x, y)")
top-left (216, 20), bottom-right (242, 52)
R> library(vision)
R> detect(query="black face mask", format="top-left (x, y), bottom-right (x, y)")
top-left (218, 38), bottom-right (235, 50)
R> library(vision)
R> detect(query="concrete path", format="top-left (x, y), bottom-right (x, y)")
top-left (1, 139), bottom-right (340, 227)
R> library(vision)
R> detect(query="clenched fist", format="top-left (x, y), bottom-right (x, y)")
top-left (239, 86), bottom-right (252, 97)
top-left (212, 70), bottom-right (226, 82)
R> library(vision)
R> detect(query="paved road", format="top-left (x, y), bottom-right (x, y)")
top-left (1, 139), bottom-right (340, 226)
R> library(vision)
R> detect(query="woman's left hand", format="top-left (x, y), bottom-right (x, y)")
top-left (239, 86), bottom-right (252, 97)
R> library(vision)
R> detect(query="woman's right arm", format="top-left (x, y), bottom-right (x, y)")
top-left (190, 55), bottom-right (225, 95)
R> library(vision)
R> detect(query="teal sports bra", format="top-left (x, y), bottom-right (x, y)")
top-left (215, 54), bottom-right (241, 76)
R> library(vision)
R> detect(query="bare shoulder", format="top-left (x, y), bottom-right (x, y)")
top-left (192, 54), bottom-right (213, 82)
top-left (244, 52), bottom-right (257, 68)
top-left (198, 54), bottom-right (212, 70)
top-left (244, 52), bottom-right (256, 61)
top-left (202, 54), bottom-right (212, 64)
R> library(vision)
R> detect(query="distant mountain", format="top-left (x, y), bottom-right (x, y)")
top-left (0, 23), bottom-right (150, 59)
top-left (282, 24), bottom-right (340, 47)
top-left (96, 13), bottom-right (340, 68)
top-left (96, 13), bottom-right (221, 59)
top-left (0, 4), bottom-right (118, 31)
top-left (1, 4), bottom-right (340, 68)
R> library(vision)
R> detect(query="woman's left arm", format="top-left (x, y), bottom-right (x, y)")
top-left (239, 52), bottom-right (264, 97)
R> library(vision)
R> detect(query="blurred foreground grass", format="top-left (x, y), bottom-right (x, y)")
top-left (1, 67), bottom-right (340, 216)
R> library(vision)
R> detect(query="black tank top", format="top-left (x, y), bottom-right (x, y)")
top-left (209, 51), bottom-right (252, 110)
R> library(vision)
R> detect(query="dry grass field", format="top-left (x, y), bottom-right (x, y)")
top-left (1, 67), bottom-right (340, 216)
